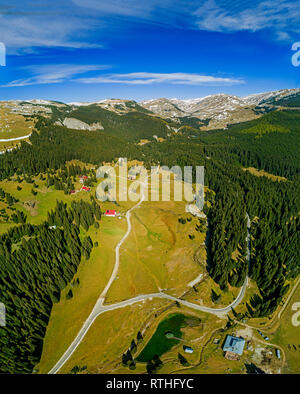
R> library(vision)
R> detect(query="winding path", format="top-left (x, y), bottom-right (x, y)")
top-left (48, 187), bottom-right (251, 374)
top-left (0, 133), bottom-right (32, 142)
top-left (98, 182), bottom-right (147, 302)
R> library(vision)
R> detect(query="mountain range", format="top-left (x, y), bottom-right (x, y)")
top-left (1, 88), bottom-right (300, 133)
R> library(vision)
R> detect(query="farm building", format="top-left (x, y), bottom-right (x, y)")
top-left (183, 345), bottom-right (194, 354)
top-left (81, 186), bottom-right (91, 192)
top-left (276, 349), bottom-right (281, 359)
top-left (105, 209), bottom-right (117, 217)
top-left (223, 335), bottom-right (245, 360)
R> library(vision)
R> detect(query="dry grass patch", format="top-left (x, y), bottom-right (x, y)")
top-left (243, 167), bottom-right (287, 182)
top-left (269, 283), bottom-right (300, 373)
top-left (105, 200), bottom-right (203, 303)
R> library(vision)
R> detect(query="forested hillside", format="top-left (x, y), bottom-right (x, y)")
top-left (197, 110), bottom-right (300, 179)
top-left (0, 118), bottom-right (142, 181)
top-left (47, 103), bottom-right (173, 141)
top-left (0, 200), bottom-right (101, 373)
top-left (262, 91), bottom-right (300, 107)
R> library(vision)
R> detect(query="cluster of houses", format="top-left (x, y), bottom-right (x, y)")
top-left (79, 175), bottom-right (91, 192)
top-left (70, 175), bottom-right (91, 195)
top-left (71, 173), bottom-right (120, 218)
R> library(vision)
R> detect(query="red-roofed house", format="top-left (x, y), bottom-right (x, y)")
top-left (105, 209), bottom-right (116, 217)
top-left (81, 186), bottom-right (91, 192)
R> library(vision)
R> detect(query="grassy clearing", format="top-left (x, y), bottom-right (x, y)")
top-left (0, 172), bottom-right (102, 232)
top-left (177, 325), bottom-right (247, 374)
top-left (271, 284), bottom-right (300, 373)
top-left (243, 167), bottom-right (287, 182)
top-left (105, 199), bottom-right (203, 304)
top-left (35, 167), bottom-right (147, 373)
top-left (231, 279), bottom-right (260, 315)
top-left (183, 275), bottom-right (241, 309)
top-left (0, 107), bottom-right (34, 139)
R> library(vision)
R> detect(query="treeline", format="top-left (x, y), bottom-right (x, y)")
top-left (0, 187), bottom-right (27, 224)
top-left (47, 199), bottom-right (101, 232)
top-left (0, 199), bottom-right (101, 373)
top-left (0, 119), bottom-right (142, 182)
top-left (0, 187), bottom-right (18, 206)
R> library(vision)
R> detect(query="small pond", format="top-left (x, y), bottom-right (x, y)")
top-left (136, 313), bottom-right (188, 362)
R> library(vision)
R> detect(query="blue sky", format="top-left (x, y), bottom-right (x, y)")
top-left (0, 0), bottom-right (299, 102)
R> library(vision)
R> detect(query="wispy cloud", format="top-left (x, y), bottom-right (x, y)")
top-left (72, 0), bottom-right (159, 18)
top-left (193, 0), bottom-right (300, 40)
top-left (0, 1), bottom-right (102, 53)
top-left (72, 0), bottom-right (300, 41)
top-left (77, 72), bottom-right (244, 86)
top-left (2, 0), bottom-right (299, 54)
top-left (2, 64), bottom-right (110, 87)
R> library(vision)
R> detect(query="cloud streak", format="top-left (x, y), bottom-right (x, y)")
top-left (1, 0), bottom-right (299, 54)
top-left (0, 1), bottom-right (102, 53)
top-left (77, 72), bottom-right (244, 86)
top-left (2, 64), bottom-right (110, 87)
top-left (72, 0), bottom-right (300, 40)
top-left (193, 0), bottom-right (300, 39)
